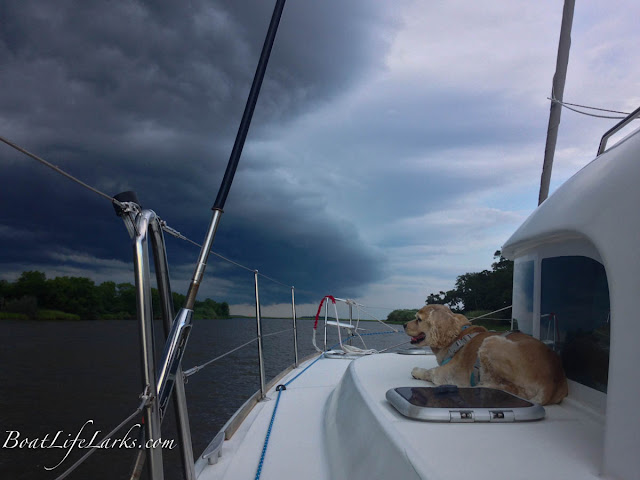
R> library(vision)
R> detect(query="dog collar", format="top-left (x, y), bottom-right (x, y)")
top-left (441, 328), bottom-right (518, 380)
top-left (440, 330), bottom-right (479, 366)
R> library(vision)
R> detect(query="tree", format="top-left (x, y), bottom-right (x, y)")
top-left (194, 298), bottom-right (230, 319)
top-left (0, 271), bottom-right (230, 320)
top-left (96, 281), bottom-right (118, 314)
top-left (425, 290), bottom-right (463, 312)
top-left (5, 295), bottom-right (38, 319)
top-left (0, 279), bottom-right (10, 309)
top-left (488, 251), bottom-right (514, 311)
top-left (13, 271), bottom-right (48, 304)
top-left (46, 276), bottom-right (99, 319)
top-left (426, 250), bottom-right (513, 315)
top-left (115, 283), bottom-right (137, 317)
top-left (386, 309), bottom-right (419, 323)
top-left (172, 292), bottom-right (187, 310)
top-left (218, 302), bottom-right (230, 317)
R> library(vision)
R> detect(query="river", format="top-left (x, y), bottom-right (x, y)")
top-left (0, 318), bottom-right (405, 479)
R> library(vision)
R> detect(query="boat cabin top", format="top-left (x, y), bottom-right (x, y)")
top-left (502, 123), bottom-right (640, 480)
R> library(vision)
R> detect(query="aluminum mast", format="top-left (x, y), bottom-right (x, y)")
top-left (538, 0), bottom-right (575, 205)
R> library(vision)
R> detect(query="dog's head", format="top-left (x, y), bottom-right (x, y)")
top-left (404, 304), bottom-right (470, 350)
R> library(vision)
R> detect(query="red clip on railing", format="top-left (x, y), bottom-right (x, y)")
top-left (313, 295), bottom-right (336, 330)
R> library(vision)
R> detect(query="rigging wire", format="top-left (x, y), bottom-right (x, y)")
top-left (183, 338), bottom-right (258, 377)
top-left (256, 272), bottom-right (291, 289)
top-left (162, 224), bottom-right (303, 289)
top-left (548, 97), bottom-right (631, 120)
top-left (467, 305), bottom-right (512, 321)
top-left (557, 99), bottom-right (630, 115)
top-left (0, 135), bottom-right (125, 208)
top-left (262, 327), bottom-right (292, 339)
top-left (357, 304), bottom-right (399, 332)
top-left (52, 389), bottom-right (151, 480)
top-left (182, 326), bottom-right (291, 379)
top-left (161, 223), bottom-right (257, 274)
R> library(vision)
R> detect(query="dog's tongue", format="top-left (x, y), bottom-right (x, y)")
top-left (411, 333), bottom-right (426, 344)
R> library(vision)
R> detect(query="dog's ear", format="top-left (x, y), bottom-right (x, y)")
top-left (453, 313), bottom-right (469, 324)
top-left (427, 308), bottom-right (470, 349)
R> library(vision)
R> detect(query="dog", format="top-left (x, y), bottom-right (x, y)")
top-left (405, 304), bottom-right (568, 405)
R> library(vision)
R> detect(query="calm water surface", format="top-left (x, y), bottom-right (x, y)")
top-left (0, 318), bottom-right (404, 479)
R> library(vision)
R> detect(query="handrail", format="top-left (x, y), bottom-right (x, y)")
top-left (597, 104), bottom-right (640, 156)
top-left (254, 271), bottom-right (267, 399)
top-left (128, 208), bottom-right (165, 479)
top-left (116, 201), bottom-right (197, 480)
top-left (149, 215), bottom-right (196, 480)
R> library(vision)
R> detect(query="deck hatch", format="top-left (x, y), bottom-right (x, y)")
top-left (386, 386), bottom-right (545, 422)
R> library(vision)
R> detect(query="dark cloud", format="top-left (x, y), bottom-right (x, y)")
top-left (0, 0), bottom-right (396, 304)
top-left (1, 0), bottom-right (395, 145)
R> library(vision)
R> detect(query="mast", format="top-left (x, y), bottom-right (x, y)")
top-left (184, 0), bottom-right (286, 309)
top-left (538, 0), bottom-right (575, 205)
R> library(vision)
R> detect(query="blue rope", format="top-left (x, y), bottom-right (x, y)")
top-left (254, 329), bottom-right (401, 479)
top-left (254, 354), bottom-right (323, 479)
top-left (328, 337), bottom-right (352, 350)
top-left (254, 388), bottom-right (283, 480)
top-left (360, 330), bottom-right (401, 337)
top-left (285, 354), bottom-right (323, 387)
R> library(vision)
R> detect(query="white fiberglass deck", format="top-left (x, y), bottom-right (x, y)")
top-left (196, 353), bottom-right (605, 480)
top-left (195, 354), bottom-right (352, 480)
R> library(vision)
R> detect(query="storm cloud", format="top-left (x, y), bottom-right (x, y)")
top-left (0, 0), bottom-right (398, 306)
top-left (2, 0), bottom-right (639, 313)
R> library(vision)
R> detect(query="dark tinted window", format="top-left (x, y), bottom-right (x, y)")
top-left (541, 256), bottom-right (610, 392)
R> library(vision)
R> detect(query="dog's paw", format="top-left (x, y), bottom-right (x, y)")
top-left (411, 367), bottom-right (432, 381)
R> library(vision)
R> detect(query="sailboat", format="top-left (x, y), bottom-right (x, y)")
top-left (190, 102), bottom-right (640, 480)
top-left (190, 1), bottom-right (640, 478)
top-left (163, 0), bottom-right (640, 477)
top-left (3, 1), bottom-right (638, 479)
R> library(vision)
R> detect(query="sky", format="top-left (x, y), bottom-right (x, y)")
top-left (1, 0), bottom-right (640, 319)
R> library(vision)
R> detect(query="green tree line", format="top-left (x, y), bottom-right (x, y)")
top-left (425, 251), bottom-right (513, 314)
top-left (0, 271), bottom-right (229, 320)
top-left (387, 251), bottom-right (513, 323)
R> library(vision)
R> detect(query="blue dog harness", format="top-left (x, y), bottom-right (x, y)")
top-left (439, 327), bottom-right (517, 386)
top-left (440, 325), bottom-right (478, 367)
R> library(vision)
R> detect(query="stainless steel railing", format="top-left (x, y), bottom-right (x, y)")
top-left (597, 104), bottom-right (640, 155)
top-left (254, 270), bottom-right (267, 399)
top-left (117, 199), bottom-right (195, 480)
top-left (117, 197), bottom-right (302, 479)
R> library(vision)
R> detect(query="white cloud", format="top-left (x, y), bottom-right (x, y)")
top-left (49, 250), bottom-right (131, 269)
top-left (0, 224), bottom-right (42, 240)
top-left (385, 1), bottom-right (560, 97)
top-left (214, 0), bottom-right (640, 314)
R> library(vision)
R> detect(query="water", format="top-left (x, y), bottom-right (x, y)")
top-left (0, 318), bottom-right (404, 479)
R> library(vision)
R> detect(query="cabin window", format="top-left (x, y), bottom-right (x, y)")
top-left (512, 260), bottom-right (534, 335)
top-left (540, 256), bottom-right (610, 393)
